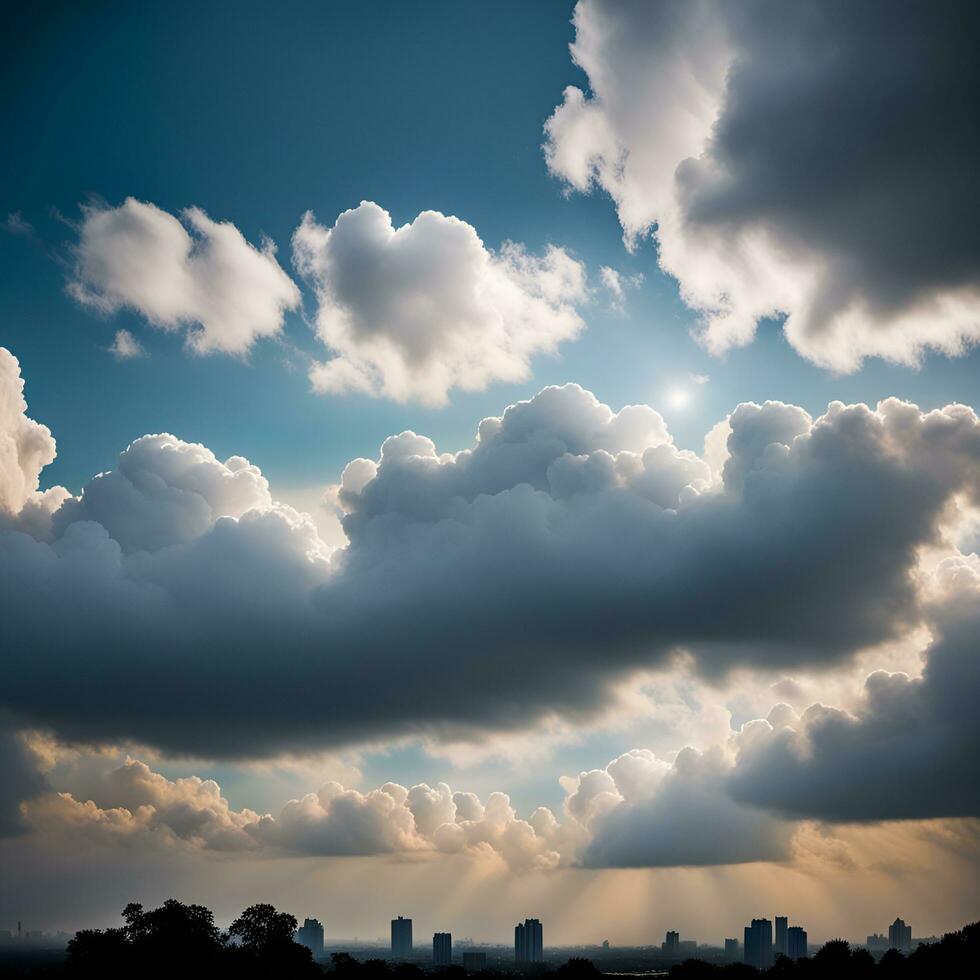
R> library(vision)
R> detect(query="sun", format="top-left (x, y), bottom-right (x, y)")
top-left (665, 386), bottom-right (691, 410)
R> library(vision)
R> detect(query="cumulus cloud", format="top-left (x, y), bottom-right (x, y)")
top-left (0, 349), bottom-right (68, 536)
top-left (3, 350), bottom-right (980, 760)
top-left (22, 757), bottom-right (568, 870)
top-left (69, 198), bottom-right (300, 355)
top-left (545, 0), bottom-right (980, 370)
top-left (727, 559), bottom-right (980, 822)
top-left (568, 747), bottom-right (792, 868)
top-left (51, 432), bottom-right (274, 554)
top-left (292, 202), bottom-right (588, 405)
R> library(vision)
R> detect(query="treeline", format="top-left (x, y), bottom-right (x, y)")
top-left (669, 924), bottom-right (979, 980)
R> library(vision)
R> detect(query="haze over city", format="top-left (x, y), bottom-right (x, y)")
top-left (0, 0), bottom-right (978, 968)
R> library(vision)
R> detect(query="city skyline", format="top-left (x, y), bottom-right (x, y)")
top-left (1, 0), bottom-right (978, 947)
top-left (1, 909), bottom-right (928, 956)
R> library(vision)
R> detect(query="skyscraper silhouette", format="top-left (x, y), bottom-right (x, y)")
top-left (743, 919), bottom-right (773, 969)
top-left (774, 917), bottom-right (787, 957)
top-left (391, 917), bottom-right (413, 958)
top-left (786, 927), bottom-right (807, 960)
top-left (433, 932), bottom-right (452, 966)
top-left (888, 918), bottom-right (912, 952)
top-left (296, 918), bottom-right (324, 959)
top-left (515, 919), bottom-right (543, 963)
top-left (662, 931), bottom-right (680, 956)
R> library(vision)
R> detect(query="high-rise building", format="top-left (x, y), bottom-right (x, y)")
top-left (774, 917), bottom-right (788, 957)
top-left (867, 934), bottom-right (889, 950)
top-left (433, 933), bottom-right (452, 966)
top-left (743, 919), bottom-right (773, 970)
top-left (462, 952), bottom-right (487, 971)
top-left (391, 917), bottom-right (413, 958)
top-left (724, 939), bottom-right (740, 960)
top-left (296, 918), bottom-right (324, 959)
top-left (888, 919), bottom-right (912, 952)
top-left (786, 927), bottom-right (807, 960)
top-left (662, 931), bottom-right (680, 956)
top-left (515, 919), bottom-right (543, 963)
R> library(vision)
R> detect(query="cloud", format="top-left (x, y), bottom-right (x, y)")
top-left (51, 432), bottom-right (275, 554)
top-left (108, 329), bottom-right (145, 360)
top-left (545, 0), bottom-right (980, 371)
top-left (0, 719), bottom-right (49, 836)
top-left (727, 558), bottom-right (980, 822)
top-left (293, 202), bottom-right (588, 405)
top-left (69, 198), bottom-right (300, 355)
top-left (568, 747), bottom-right (792, 868)
top-left (598, 266), bottom-right (640, 311)
top-left (3, 350), bottom-right (980, 759)
top-left (4, 212), bottom-right (33, 236)
top-left (21, 756), bottom-right (566, 870)
top-left (14, 548), bottom-right (980, 868)
top-left (0, 348), bottom-right (68, 536)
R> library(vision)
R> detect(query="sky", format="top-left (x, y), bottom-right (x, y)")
top-left (1, 0), bottom-right (979, 947)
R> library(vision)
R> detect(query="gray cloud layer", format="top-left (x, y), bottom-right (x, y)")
top-left (2, 349), bottom-right (980, 761)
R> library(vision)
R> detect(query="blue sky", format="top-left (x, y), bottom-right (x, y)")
top-left (5, 0), bottom-right (979, 499)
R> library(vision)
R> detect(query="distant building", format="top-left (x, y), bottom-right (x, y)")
top-left (867, 934), bottom-right (889, 950)
top-left (888, 919), bottom-right (912, 952)
top-left (786, 927), bottom-right (807, 960)
top-left (515, 919), bottom-right (543, 963)
top-left (602, 940), bottom-right (610, 950)
top-left (462, 952), bottom-right (487, 971)
top-left (774, 917), bottom-right (788, 957)
top-left (679, 941), bottom-right (698, 955)
top-left (296, 918), bottom-right (324, 959)
top-left (433, 933), bottom-right (452, 966)
top-left (662, 931), bottom-right (680, 956)
top-left (744, 919), bottom-right (773, 970)
top-left (391, 917), bottom-right (413, 958)
top-left (724, 939), bottom-right (740, 960)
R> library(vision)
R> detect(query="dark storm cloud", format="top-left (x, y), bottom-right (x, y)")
top-left (546, 0), bottom-right (980, 369)
top-left (3, 349), bottom-right (980, 758)
top-left (727, 567), bottom-right (980, 822)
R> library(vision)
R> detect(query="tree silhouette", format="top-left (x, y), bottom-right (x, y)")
top-left (230, 903), bottom-right (298, 951)
top-left (229, 903), bottom-right (316, 978)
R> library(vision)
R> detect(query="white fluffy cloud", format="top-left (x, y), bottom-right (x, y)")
top-left (22, 758), bottom-right (568, 870)
top-left (0, 349), bottom-right (68, 536)
top-left (52, 433), bottom-right (274, 554)
top-left (293, 202), bottom-right (588, 405)
top-left (545, 0), bottom-right (980, 371)
top-left (69, 198), bottom-right (300, 355)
